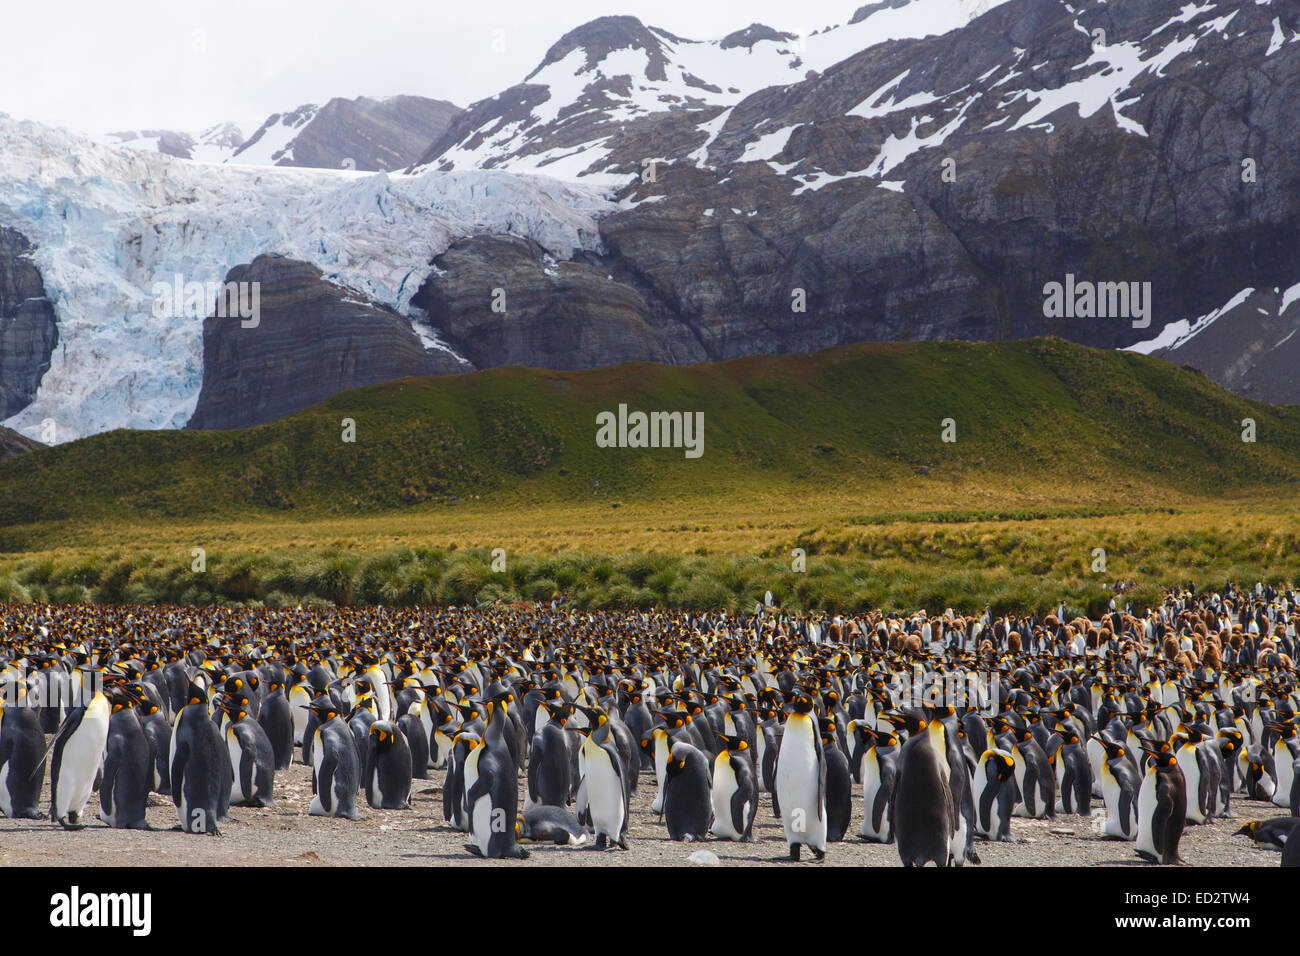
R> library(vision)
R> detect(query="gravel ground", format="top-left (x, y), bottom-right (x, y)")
top-left (1, 757), bottom-right (1293, 867)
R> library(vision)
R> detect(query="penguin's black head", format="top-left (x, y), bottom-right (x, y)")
top-left (987, 750), bottom-right (1015, 780)
top-left (184, 682), bottom-right (209, 710)
top-left (308, 702), bottom-right (339, 722)
top-left (788, 691), bottom-right (815, 715)
top-left (718, 734), bottom-right (747, 753)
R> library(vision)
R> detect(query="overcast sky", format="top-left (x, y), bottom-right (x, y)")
top-left (4, 0), bottom-right (865, 135)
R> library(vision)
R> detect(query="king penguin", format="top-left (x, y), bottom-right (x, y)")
top-left (169, 681), bottom-right (230, 833)
top-left (972, 748), bottom-right (1018, 842)
top-left (775, 690), bottom-right (827, 861)
top-left (365, 720), bottom-right (412, 810)
top-left (579, 714), bottom-right (629, 850)
top-left (888, 708), bottom-right (956, 867)
top-left (216, 693), bottom-right (276, 808)
top-left (1097, 737), bottom-right (1140, 840)
top-left (710, 733), bottom-right (757, 841)
top-left (853, 723), bottom-right (899, 843)
top-left (819, 717), bottom-right (853, 842)
top-left (257, 678), bottom-right (295, 771)
top-left (49, 689), bottom-right (112, 830)
top-left (0, 678), bottom-right (46, 818)
top-left (663, 739), bottom-right (712, 841)
top-left (1135, 746), bottom-right (1186, 865)
top-left (98, 685), bottom-right (153, 829)
top-left (464, 696), bottom-right (529, 858)
top-left (307, 700), bottom-right (361, 820)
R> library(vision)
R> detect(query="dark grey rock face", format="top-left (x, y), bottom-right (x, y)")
top-left (186, 255), bottom-right (470, 430)
top-left (235, 96), bottom-right (463, 172)
top-left (1147, 286), bottom-right (1300, 405)
top-left (411, 0), bottom-right (1300, 373)
top-left (411, 236), bottom-right (702, 370)
top-left (0, 227), bottom-right (59, 419)
top-left (0, 424), bottom-right (42, 458)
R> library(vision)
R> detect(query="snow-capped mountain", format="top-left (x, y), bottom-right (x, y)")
top-left (100, 95), bottom-right (463, 172)
top-left (1129, 283), bottom-right (1300, 404)
top-left (231, 95), bottom-right (463, 171)
top-left (3, 0), bottom-right (1299, 444)
top-left (413, 0), bottom-right (1012, 185)
top-left (103, 122), bottom-right (246, 163)
top-left (412, 0), bottom-right (1299, 370)
top-left (0, 114), bottom-right (610, 441)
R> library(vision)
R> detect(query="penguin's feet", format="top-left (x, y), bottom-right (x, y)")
top-left (617, 840), bottom-right (629, 850)
top-left (787, 843), bottom-right (801, 862)
top-left (467, 845), bottom-right (484, 857)
top-left (810, 847), bottom-right (825, 862)
top-left (594, 834), bottom-right (608, 849)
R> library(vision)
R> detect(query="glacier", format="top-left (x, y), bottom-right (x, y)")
top-left (0, 115), bottom-right (614, 442)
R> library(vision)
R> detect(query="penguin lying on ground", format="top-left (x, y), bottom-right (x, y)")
top-left (517, 805), bottom-right (587, 846)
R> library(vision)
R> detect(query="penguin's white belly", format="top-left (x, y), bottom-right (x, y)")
top-left (1178, 751), bottom-right (1204, 822)
top-left (309, 732), bottom-right (331, 816)
top-left (1087, 741), bottom-right (1105, 798)
top-left (289, 692), bottom-right (310, 744)
top-left (471, 794), bottom-right (494, 854)
top-left (1135, 772), bottom-right (1158, 856)
top-left (710, 759), bottom-right (741, 839)
top-left (0, 759), bottom-right (13, 817)
top-left (57, 714), bottom-right (110, 817)
top-left (586, 763), bottom-right (624, 838)
top-left (227, 734), bottom-right (248, 803)
top-left (776, 725), bottom-right (825, 847)
top-left (1272, 745), bottom-right (1295, 804)
top-left (860, 755), bottom-right (889, 839)
top-left (1011, 751), bottom-right (1030, 817)
top-left (651, 740), bottom-right (668, 813)
top-left (1101, 772), bottom-right (1132, 839)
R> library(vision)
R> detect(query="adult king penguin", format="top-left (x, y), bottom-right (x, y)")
top-left (775, 690), bottom-right (827, 861)
top-left (888, 708), bottom-right (956, 867)
top-left (0, 678), bottom-right (46, 818)
top-left (365, 720), bottom-right (413, 810)
top-left (710, 733), bottom-right (757, 841)
top-left (1135, 746), bottom-right (1186, 865)
top-left (170, 681), bottom-right (230, 833)
top-left (464, 696), bottom-right (529, 858)
top-left (98, 685), bottom-right (153, 829)
top-left (49, 688), bottom-right (112, 830)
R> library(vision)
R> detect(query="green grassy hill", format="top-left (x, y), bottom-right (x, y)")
top-left (4, 337), bottom-right (1300, 530)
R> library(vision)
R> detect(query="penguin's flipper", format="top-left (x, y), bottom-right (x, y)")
top-left (1150, 787), bottom-right (1174, 862)
top-left (169, 738), bottom-right (189, 810)
top-left (99, 740), bottom-right (121, 816)
top-left (815, 731), bottom-right (826, 822)
top-left (729, 783), bottom-right (748, 837)
top-left (976, 777), bottom-right (996, 833)
top-left (465, 767), bottom-right (492, 806)
top-left (1118, 785), bottom-right (1135, 836)
top-left (317, 750), bottom-right (338, 814)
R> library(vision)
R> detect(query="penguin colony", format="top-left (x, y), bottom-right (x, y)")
top-left (1, 581), bottom-right (1298, 866)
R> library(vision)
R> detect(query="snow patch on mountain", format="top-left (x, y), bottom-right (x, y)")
top-left (425, 0), bottom-right (1015, 184)
top-left (1126, 287), bottom-right (1255, 355)
top-left (0, 116), bottom-right (613, 442)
